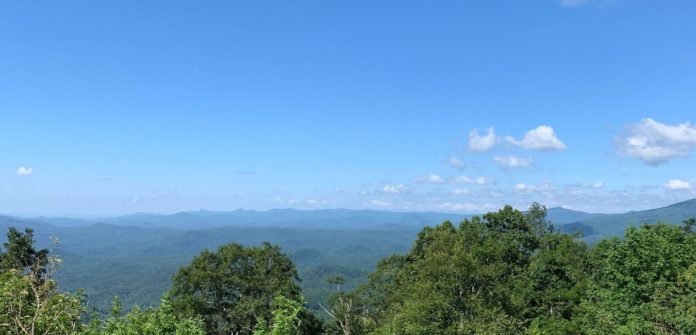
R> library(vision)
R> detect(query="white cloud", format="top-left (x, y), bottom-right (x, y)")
top-left (275, 197), bottom-right (299, 205)
top-left (664, 179), bottom-right (692, 191)
top-left (475, 177), bottom-right (495, 185)
top-left (383, 184), bottom-right (408, 193)
top-left (453, 175), bottom-right (474, 184)
top-left (436, 202), bottom-right (480, 212)
top-left (505, 125), bottom-right (567, 151)
top-left (618, 118), bottom-right (696, 165)
top-left (16, 166), bottom-right (33, 176)
top-left (452, 175), bottom-right (495, 185)
top-left (494, 155), bottom-right (533, 168)
top-left (452, 188), bottom-right (470, 195)
top-left (591, 181), bottom-right (604, 189)
top-left (305, 199), bottom-right (328, 205)
top-left (415, 174), bottom-right (446, 184)
top-left (468, 127), bottom-right (497, 152)
top-left (513, 181), bottom-right (556, 193)
top-left (367, 200), bottom-right (390, 207)
top-left (448, 156), bottom-right (465, 170)
top-left (560, 0), bottom-right (588, 7)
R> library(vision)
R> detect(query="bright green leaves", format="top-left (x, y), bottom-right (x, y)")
top-left (580, 223), bottom-right (696, 334)
top-left (82, 295), bottom-right (206, 335)
top-left (254, 296), bottom-right (304, 335)
top-left (0, 269), bottom-right (85, 335)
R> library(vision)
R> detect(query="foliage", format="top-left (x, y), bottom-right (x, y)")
top-left (5, 208), bottom-right (696, 335)
top-left (321, 276), bottom-right (374, 335)
top-left (353, 204), bottom-right (590, 335)
top-left (579, 222), bottom-right (696, 334)
top-left (253, 296), bottom-right (304, 335)
top-left (0, 227), bottom-right (50, 281)
top-left (0, 271), bottom-right (85, 335)
top-left (81, 295), bottom-right (206, 335)
top-left (0, 227), bottom-right (84, 335)
top-left (168, 242), bottom-right (304, 335)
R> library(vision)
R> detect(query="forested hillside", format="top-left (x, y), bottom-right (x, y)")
top-left (3, 204), bottom-right (696, 334)
top-left (3, 201), bottom-right (696, 315)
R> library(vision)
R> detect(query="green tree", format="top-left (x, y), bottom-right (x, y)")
top-left (169, 242), bottom-right (304, 335)
top-left (521, 233), bottom-right (590, 334)
top-left (253, 296), bottom-right (304, 335)
top-left (0, 227), bottom-right (50, 281)
top-left (355, 204), bottom-right (588, 335)
top-left (321, 276), bottom-right (373, 335)
top-left (0, 227), bottom-right (84, 335)
top-left (580, 223), bottom-right (696, 334)
top-left (82, 295), bottom-right (206, 335)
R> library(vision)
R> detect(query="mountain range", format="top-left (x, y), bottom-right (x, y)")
top-left (1, 199), bottom-right (695, 314)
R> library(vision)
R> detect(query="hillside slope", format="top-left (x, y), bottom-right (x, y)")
top-left (560, 199), bottom-right (696, 240)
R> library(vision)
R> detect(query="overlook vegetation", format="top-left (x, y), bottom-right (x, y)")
top-left (2, 204), bottom-right (696, 334)
top-left (3, 200), bottom-right (696, 315)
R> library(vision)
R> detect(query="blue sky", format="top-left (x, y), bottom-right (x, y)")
top-left (2, 0), bottom-right (696, 215)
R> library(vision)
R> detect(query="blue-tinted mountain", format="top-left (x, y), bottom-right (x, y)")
top-left (558, 198), bottom-right (696, 241)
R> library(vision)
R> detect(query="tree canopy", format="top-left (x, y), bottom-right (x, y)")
top-left (4, 204), bottom-right (696, 335)
top-left (168, 242), bottom-right (307, 335)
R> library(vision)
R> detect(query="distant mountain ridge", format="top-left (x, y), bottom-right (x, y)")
top-left (558, 198), bottom-right (696, 241)
top-left (5, 199), bottom-right (696, 240)
top-left (13, 209), bottom-right (474, 231)
top-left (2, 199), bottom-right (696, 313)
top-left (5, 200), bottom-right (696, 234)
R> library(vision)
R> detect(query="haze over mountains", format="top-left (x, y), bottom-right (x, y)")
top-left (9, 198), bottom-right (696, 234)
top-left (2, 199), bottom-right (696, 314)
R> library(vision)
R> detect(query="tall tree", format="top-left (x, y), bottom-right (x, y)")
top-left (169, 242), bottom-right (304, 335)
top-left (354, 204), bottom-right (588, 335)
top-left (0, 227), bottom-right (84, 335)
top-left (580, 223), bottom-right (696, 334)
top-left (0, 227), bottom-right (50, 282)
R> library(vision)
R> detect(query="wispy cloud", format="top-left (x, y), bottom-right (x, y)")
top-left (664, 179), bottom-right (692, 191)
top-left (448, 156), bottom-right (465, 170)
top-left (494, 155), bottom-right (533, 168)
top-left (436, 202), bottom-right (482, 212)
top-left (305, 199), bottom-right (328, 206)
top-left (414, 174), bottom-right (446, 184)
top-left (365, 199), bottom-right (390, 207)
top-left (513, 181), bottom-right (556, 192)
top-left (16, 166), bottom-right (33, 176)
top-left (452, 175), bottom-right (495, 185)
top-left (131, 190), bottom-right (181, 204)
top-left (468, 127), bottom-right (497, 152)
top-left (382, 184), bottom-right (409, 193)
top-left (618, 118), bottom-right (696, 165)
top-left (451, 188), bottom-right (470, 195)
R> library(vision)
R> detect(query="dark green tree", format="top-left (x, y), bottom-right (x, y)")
top-left (0, 227), bottom-right (50, 281)
top-left (169, 242), bottom-right (309, 335)
top-left (354, 204), bottom-right (588, 335)
top-left (521, 233), bottom-right (590, 334)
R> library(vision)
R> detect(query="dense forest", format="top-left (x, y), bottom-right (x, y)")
top-left (3, 204), bottom-right (696, 334)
